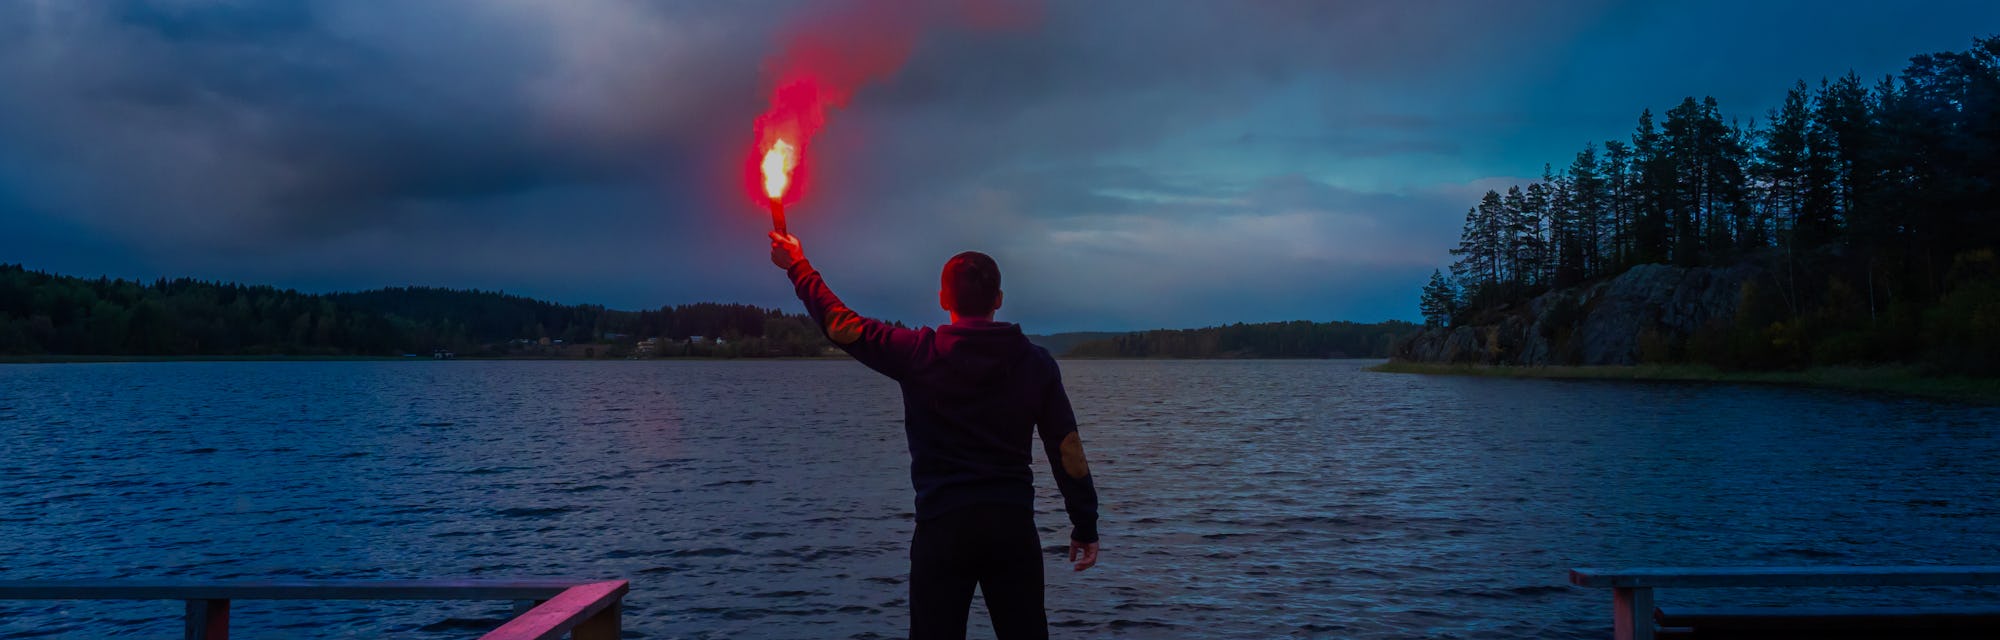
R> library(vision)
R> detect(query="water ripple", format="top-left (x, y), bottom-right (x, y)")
top-left (1, 360), bottom-right (1997, 638)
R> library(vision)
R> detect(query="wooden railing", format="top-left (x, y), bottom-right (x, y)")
top-left (1570, 566), bottom-right (2000, 640)
top-left (0, 579), bottom-right (628, 640)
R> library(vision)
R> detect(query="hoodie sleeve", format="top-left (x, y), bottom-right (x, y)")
top-left (788, 259), bottom-right (925, 380)
top-left (1036, 356), bottom-right (1100, 543)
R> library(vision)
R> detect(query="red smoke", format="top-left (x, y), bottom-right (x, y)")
top-left (746, 0), bottom-right (1040, 207)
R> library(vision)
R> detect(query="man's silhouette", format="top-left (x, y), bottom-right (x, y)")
top-left (770, 231), bottom-right (1100, 640)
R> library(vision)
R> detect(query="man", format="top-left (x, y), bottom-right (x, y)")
top-left (769, 231), bottom-right (1100, 640)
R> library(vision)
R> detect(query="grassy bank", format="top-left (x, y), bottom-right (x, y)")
top-left (1370, 360), bottom-right (2000, 405)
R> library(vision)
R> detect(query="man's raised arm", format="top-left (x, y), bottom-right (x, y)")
top-left (770, 232), bottom-right (924, 380)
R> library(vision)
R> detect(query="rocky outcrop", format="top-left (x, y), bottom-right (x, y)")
top-left (1395, 264), bottom-right (1762, 366)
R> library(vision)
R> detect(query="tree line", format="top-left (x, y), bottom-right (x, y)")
top-left (1065, 320), bottom-right (1417, 358)
top-left (1420, 36), bottom-right (2000, 373)
top-left (0, 264), bottom-right (834, 357)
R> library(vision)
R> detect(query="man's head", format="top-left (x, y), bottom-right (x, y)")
top-left (940, 251), bottom-right (1003, 321)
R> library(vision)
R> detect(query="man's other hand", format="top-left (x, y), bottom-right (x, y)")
top-left (769, 231), bottom-right (804, 269)
top-left (1069, 539), bottom-right (1099, 572)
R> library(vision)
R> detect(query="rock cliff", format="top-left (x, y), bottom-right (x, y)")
top-left (1394, 264), bottom-right (1762, 366)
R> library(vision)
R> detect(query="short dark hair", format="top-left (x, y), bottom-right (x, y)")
top-left (942, 251), bottom-right (1001, 317)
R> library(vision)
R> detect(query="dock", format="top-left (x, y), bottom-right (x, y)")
top-left (0, 578), bottom-right (628, 640)
top-left (1570, 565), bottom-right (2000, 639)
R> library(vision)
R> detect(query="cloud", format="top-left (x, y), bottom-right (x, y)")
top-left (0, 0), bottom-right (1600, 328)
top-left (3, 0), bottom-right (1990, 329)
top-left (1, 2), bottom-right (753, 236)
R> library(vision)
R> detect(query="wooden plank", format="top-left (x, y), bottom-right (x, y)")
top-left (184, 599), bottom-right (228, 640)
top-left (1569, 566), bottom-right (2000, 589)
top-left (481, 580), bottom-right (628, 640)
top-left (1612, 587), bottom-right (1655, 640)
top-left (570, 598), bottom-right (622, 640)
top-left (1657, 605), bottom-right (2000, 630)
top-left (0, 580), bottom-right (588, 602)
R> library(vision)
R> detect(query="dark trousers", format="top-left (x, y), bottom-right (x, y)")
top-left (909, 504), bottom-right (1048, 640)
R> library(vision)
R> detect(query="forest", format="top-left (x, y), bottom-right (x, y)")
top-left (1419, 36), bottom-right (2000, 374)
top-left (0, 265), bottom-right (832, 358)
top-left (1064, 320), bottom-right (1416, 359)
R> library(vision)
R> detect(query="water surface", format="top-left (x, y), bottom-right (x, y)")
top-left (2, 360), bottom-right (1996, 638)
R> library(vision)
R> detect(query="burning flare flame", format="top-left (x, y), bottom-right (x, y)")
top-left (761, 139), bottom-right (797, 201)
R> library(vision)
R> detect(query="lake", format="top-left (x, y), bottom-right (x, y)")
top-left (2, 359), bottom-right (1997, 638)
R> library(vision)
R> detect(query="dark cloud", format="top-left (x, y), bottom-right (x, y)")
top-left (1, 0), bottom-right (1996, 330)
top-left (0, 2), bottom-right (766, 240)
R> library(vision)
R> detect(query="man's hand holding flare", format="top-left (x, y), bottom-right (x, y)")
top-left (770, 231), bottom-right (804, 270)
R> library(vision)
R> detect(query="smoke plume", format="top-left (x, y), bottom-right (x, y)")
top-left (747, 0), bottom-right (1040, 203)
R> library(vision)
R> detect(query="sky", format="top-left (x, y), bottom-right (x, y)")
top-left (1, 1), bottom-right (1996, 332)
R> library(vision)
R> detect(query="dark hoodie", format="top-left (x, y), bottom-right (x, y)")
top-left (788, 260), bottom-right (1100, 543)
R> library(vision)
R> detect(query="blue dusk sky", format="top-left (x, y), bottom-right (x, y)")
top-left (1, 1), bottom-right (1996, 332)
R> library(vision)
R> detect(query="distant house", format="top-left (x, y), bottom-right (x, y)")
top-left (635, 337), bottom-right (661, 355)
top-left (689, 335), bottom-right (705, 344)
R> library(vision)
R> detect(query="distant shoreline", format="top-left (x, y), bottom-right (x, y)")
top-left (0, 354), bottom-right (403, 364)
top-left (0, 354), bottom-right (850, 364)
top-left (1, 354), bottom-right (1381, 364)
top-left (1370, 360), bottom-right (2000, 405)
top-left (24, 356), bottom-right (1990, 405)
top-left (1052, 355), bottom-right (1384, 361)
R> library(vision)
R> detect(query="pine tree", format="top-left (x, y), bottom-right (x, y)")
top-left (1662, 97), bottom-right (1704, 265)
top-left (1544, 163), bottom-right (1584, 287)
top-left (1799, 75), bottom-right (1869, 247)
top-left (1419, 270), bottom-right (1457, 327)
top-left (1630, 109), bottom-right (1672, 264)
top-left (1502, 185), bottom-right (1531, 291)
top-left (1478, 190), bottom-right (1506, 290)
top-left (1523, 181), bottom-right (1552, 287)
top-left (1696, 97), bottom-right (1737, 257)
top-left (1720, 117), bottom-right (1761, 253)
top-left (1449, 206), bottom-right (1488, 299)
top-left (1602, 139), bottom-right (1635, 269)
top-left (1449, 191), bottom-right (1510, 307)
top-left (1568, 144), bottom-right (1607, 278)
top-left (1758, 82), bottom-right (1814, 244)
